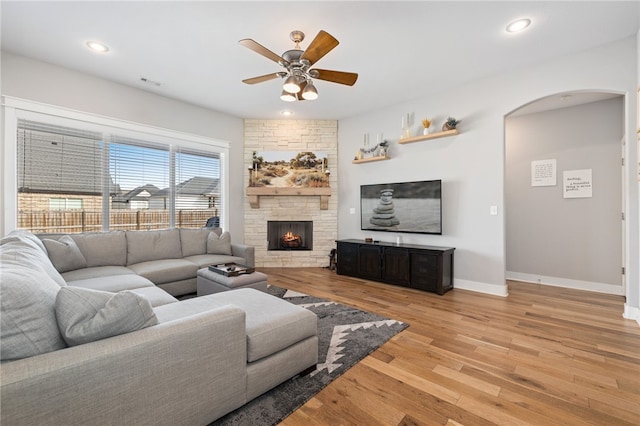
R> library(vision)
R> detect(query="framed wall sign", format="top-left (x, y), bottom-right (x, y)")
top-left (563, 169), bottom-right (592, 198)
top-left (531, 159), bottom-right (556, 187)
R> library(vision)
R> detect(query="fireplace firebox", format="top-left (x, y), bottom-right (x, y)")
top-left (267, 221), bottom-right (313, 251)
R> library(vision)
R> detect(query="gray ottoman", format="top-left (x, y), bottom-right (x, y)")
top-left (197, 267), bottom-right (268, 295)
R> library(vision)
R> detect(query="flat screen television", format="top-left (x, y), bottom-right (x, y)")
top-left (360, 179), bottom-right (442, 235)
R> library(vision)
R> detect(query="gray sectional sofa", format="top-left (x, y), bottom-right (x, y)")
top-left (0, 230), bottom-right (319, 425)
top-left (38, 227), bottom-right (255, 297)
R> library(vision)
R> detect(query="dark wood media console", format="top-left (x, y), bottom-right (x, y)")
top-left (336, 239), bottom-right (455, 295)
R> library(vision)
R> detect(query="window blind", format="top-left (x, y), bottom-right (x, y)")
top-left (175, 146), bottom-right (222, 229)
top-left (17, 119), bottom-right (104, 196)
top-left (16, 118), bottom-right (224, 233)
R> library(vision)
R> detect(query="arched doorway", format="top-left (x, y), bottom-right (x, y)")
top-left (504, 91), bottom-right (625, 296)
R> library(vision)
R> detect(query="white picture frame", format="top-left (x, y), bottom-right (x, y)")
top-left (563, 169), bottom-right (593, 198)
top-left (531, 159), bottom-right (557, 187)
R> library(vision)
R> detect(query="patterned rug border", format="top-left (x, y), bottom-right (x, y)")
top-left (211, 285), bottom-right (409, 425)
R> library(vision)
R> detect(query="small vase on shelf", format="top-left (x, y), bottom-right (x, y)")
top-left (421, 118), bottom-right (432, 136)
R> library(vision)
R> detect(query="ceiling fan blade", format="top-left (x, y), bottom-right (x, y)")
top-left (242, 73), bottom-right (280, 85)
top-left (300, 30), bottom-right (339, 65)
top-left (311, 69), bottom-right (358, 86)
top-left (239, 38), bottom-right (284, 64)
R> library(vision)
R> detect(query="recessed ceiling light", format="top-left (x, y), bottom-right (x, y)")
top-left (506, 18), bottom-right (531, 33)
top-left (86, 41), bottom-right (110, 53)
top-left (280, 110), bottom-right (293, 116)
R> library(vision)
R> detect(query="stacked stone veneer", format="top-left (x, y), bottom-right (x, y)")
top-left (244, 119), bottom-right (338, 268)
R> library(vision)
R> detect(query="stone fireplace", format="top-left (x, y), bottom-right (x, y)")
top-left (243, 119), bottom-right (338, 268)
top-left (267, 221), bottom-right (313, 251)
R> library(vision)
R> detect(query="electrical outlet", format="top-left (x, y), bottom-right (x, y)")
top-left (349, 208), bottom-right (356, 214)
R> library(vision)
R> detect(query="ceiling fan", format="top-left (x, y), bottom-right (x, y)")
top-left (239, 30), bottom-right (358, 102)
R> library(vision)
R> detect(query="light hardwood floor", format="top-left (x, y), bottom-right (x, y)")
top-left (259, 267), bottom-right (640, 426)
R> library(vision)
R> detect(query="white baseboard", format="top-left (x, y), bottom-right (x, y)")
top-left (623, 303), bottom-right (640, 326)
top-left (454, 279), bottom-right (508, 297)
top-left (506, 271), bottom-right (624, 295)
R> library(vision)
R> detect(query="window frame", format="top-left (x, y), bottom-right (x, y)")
top-left (3, 97), bottom-right (230, 233)
top-left (49, 198), bottom-right (83, 210)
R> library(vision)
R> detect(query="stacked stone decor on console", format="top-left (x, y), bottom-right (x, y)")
top-left (244, 119), bottom-right (338, 268)
top-left (369, 188), bottom-right (400, 227)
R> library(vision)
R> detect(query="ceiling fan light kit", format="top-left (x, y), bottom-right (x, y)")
top-left (283, 74), bottom-right (303, 93)
top-left (280, 90), bottom-right (297, 102)
top-left (240, 30), bottom-right (358, 102)
top-left (302, 81), bottom-right (318, 100)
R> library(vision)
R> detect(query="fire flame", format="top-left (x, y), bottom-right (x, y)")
top-left (282, 231), bottom-right (300, 242)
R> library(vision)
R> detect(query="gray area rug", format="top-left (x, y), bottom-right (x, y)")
top-left (210, 285), bottom-right (408, 426)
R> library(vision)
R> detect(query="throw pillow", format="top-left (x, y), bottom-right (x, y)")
top-left (0, 267), bottom-right (67, 361)
top-left (55, 287), bottom-right (158, 346)
top-left (1, 231), bottom-right (67, 287)
top-left (43, 235), bottom-right (88, 273)
top-left (207, 231), bottom-right (232, 255)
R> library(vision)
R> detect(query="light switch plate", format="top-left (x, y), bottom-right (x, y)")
top-left (349, 207), bottom-right (356, 214)
top-left (490, 205), bottom-right (498, 215)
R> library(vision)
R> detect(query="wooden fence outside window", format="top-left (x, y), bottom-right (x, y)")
top-left (18, 209), bottom-right (217, 234)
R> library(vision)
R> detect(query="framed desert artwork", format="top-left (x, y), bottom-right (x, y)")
top-left (249, 151), bottom-right (329, 188)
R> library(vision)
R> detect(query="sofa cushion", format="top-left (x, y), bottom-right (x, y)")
top-left (207, 231), bottom-right (232, 255)
top-left (127, 286), bottom-right (179, 307)
top-left (62, 266), bottom-right (136, 283)
top-left (183, 254), bottom-right (246, 268)
top-left (42, 235), bottom-right (88, 273)
top-left (205, 289), bottom-right (318, 362)
top-left (72, 231), bottom-right (127, 267)
top-left (1, 234), bottom-right (68, 361)
top-left (179, 228), bottom-right (212, 257)
top-left (8, 229), bottom-right (48, 252)
top-left (208, 227), bottom-right (223, 237)
top-left (67, 274), bottom-right (156, 292)
top-left (127, 259), bottom-right (199, 285)
top-left (127, 229), bottom-right (182, 265)
top-left (1, 231), bottom-right (67, 287)
top-left (55, 287), bottom-right (158, 346)
top-left (0, 268), bottom-right (67, 361)
top-left (154, 289), bottom-right (317, 363)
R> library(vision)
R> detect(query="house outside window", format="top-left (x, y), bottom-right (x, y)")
top-left (49, 198), bottom-right (83, 210)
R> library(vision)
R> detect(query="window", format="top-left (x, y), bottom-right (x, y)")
top-left (7, 101), bottom-right (228, 234)
top-left (174, 147), bottom-right (222, 228)
top-left (49, 198), bottom-right (83, 210)
top-left (109, 137), bottom-right (171, 230)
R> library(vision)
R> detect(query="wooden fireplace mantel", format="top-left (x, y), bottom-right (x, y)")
top-left (246, 187), bottom-right (331, 210)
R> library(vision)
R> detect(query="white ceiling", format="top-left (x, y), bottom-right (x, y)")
top-left (1, 1), bottom-right (638, 120)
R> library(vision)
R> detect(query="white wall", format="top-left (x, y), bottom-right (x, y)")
top-left (505, 97), bottom-right (623, 294)
top-left (337, 36), bottom-right (638, 302)
top-left (0, 51), bottom-right (245, 241)
top-left (635, 29), bottom-right (640, 322)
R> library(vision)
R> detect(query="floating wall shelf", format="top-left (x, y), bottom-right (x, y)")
top-left (352, 155), bottom-right (390, 164)
top-left (398, 129), bottom-right (459, 144)
top-left (246, 187), bottom-right (331, 210)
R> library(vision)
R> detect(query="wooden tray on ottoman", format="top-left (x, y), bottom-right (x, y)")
top-left (208, 262), bottom-right (255, 277)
